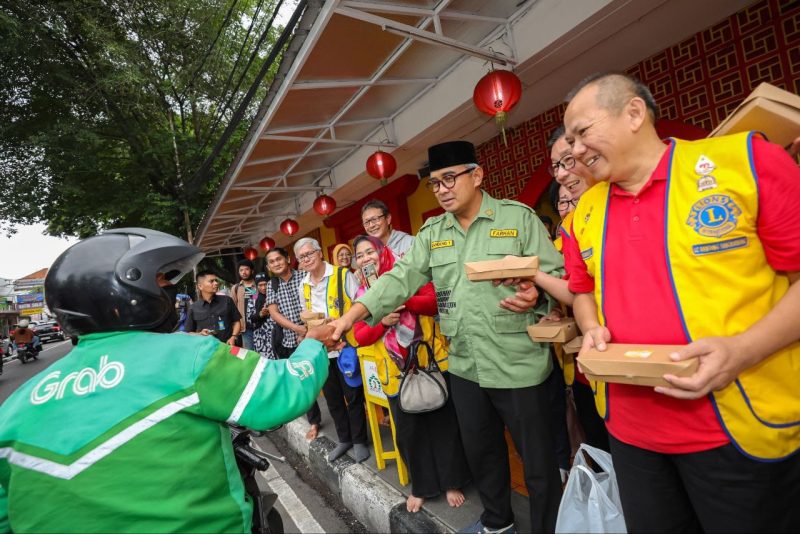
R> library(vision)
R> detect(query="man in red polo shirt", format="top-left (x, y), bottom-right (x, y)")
top-left (563, 73), bottom-right (800, 532)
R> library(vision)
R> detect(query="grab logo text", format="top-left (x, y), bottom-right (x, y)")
top-left (30, 356), bottom-right (125, 405)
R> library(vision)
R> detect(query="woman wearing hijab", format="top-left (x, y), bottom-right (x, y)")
top-left (351, 235), bottom-right (470, 513)
top-left (332, 243), bottom-right (354, 270)
top-left (249, 272), bottom-right (273, 358)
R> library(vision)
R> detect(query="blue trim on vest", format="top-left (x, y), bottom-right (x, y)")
top-left (708, 391), bottom-right (799, 463)
top-left (324, 276), bottom-right (331, 317)
top-left (746, 132), bottom-right (761, 222)
top-left (599, 187), bottom-right (611, 327)
top-left (734, 378), bottom-right (800, 429)
top-left (746, 132), bottom-right (759, 190)
top-left (662, 140), bottom-right (692, 342)
top-left (598, 187), bottom-right (612, 423)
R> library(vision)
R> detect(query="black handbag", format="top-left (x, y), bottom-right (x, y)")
top-left (397, 340), bottom-right (448, 414)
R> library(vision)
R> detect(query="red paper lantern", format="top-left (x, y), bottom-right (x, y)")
top-left (473, 69), bottom-right (522, 146)
top-left (313, 194), bottom-right (336, 216)
top-left (366, 150), bottom-right (397, 185)
top-left (280, 218), bottom-right (299, 236)
top-left (243, 247), bottom-right (259, 261)
top-left (258, 237), bottom-right (276, 251)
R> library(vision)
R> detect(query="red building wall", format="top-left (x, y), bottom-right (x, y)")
top-left (477, 0), bottom-right (800, 205)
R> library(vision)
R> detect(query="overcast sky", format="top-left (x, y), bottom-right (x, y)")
top-left (0, 223), bottom-right (78, 280)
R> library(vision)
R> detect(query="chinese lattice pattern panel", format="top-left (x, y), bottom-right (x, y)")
top-left (478, 0), bottom-right (800, 200)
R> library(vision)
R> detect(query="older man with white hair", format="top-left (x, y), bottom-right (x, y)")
top-left (293, 237), bottom-right (368, 463)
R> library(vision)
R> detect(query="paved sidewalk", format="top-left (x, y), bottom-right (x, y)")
top-left (273, 396), bottom-right (531, 533)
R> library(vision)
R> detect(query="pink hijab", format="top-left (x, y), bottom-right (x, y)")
top-left (354, 235), bottom-right (420, 368)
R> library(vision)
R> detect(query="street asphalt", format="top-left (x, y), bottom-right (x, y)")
top-left (0, 339), bottom-right (73, 403)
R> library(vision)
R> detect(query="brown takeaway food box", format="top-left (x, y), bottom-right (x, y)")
top-left (464, 255), bottom-right (539, 281)
top-left (710, 82), bottom-right (800, 148)
top-left (527, 318), bottom-right (578, 344)
top-left (300, 311), bottom-right (324, 323)
top-left (563, 335), bottom-right (583, 355)
top-left (578, 344), bottom-right (698, 388)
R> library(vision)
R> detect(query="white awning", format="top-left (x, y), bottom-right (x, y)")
top-left (195, 0), bottom-right (749, 253)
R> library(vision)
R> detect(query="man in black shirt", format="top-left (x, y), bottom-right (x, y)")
top-left (185, 271), bottom-right (241, 345)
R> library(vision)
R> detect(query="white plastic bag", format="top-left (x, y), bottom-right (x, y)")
top-left (555, 443), bottom-right (627, 533)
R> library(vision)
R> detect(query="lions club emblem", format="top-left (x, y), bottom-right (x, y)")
top-left (686, 195), bottom-right (741, 238)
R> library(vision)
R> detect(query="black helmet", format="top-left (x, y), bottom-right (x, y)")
top-left (254, 272), bottom-right (268, 284)
top-left (45, 228), bottom-right (205, 337)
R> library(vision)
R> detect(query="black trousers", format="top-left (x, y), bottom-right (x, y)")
top-left (571, 380), bottom-right (609, 452)
top-left (547, 360), bottom-right (571, 470)
top-left (610, 435), bottom-right (800, 533)
top-left (306, 401), bottom-right (322, 426)
top-left (322, 357), bottom-right (367, 445)
top-left (387, 374), bottom-right (471, 498)
top-left (450, 372), bottom-right (561, 533)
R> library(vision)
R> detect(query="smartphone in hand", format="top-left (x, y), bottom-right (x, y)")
top-left (361, 263), bottom-right (379, 288)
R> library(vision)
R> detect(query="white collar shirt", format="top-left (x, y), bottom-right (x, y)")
top-left (299, 262), bottom-right (359, 357)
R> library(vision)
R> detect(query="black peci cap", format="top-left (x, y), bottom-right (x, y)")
top-left (427, 141), bottom-right (478, 172)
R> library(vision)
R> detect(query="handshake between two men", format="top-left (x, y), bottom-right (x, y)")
top-left (303, 323), bottom-right (347, 351)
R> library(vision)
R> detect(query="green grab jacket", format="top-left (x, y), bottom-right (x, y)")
top-left (0, 330), bottom-right (328, 533)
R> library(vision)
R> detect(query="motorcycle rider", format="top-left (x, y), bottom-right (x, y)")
top-left (0, 335), bottom-right (9, 375)
top-left (8, 318), bottom-right (42, 359)
top-left (0, 228), bottom-right (335, 533)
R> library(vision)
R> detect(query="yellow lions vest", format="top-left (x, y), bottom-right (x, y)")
top-left (572, 132), bottom-right (800, 460)
top-left (303, 266), bottom-right (357, 346)
top-left (369, 316), bottom-right (450, 397)
top-left (554, 209), bottom-right (574, 254)
top-left (555, 341), bottom-right (576, 387)
top-left (555, 210), bottom-right (577, 385)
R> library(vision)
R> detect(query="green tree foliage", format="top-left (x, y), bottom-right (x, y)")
top-left (0, 0), bottom-right (288, 239)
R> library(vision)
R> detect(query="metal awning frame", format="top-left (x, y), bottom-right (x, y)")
top-left (200, 0), bottom-right (533, 249)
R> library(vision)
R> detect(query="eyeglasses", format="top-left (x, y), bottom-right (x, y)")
top-left (362, 214), bottom-right (386, 228)
top-left (549, 155), bottom-right (576, 177)
top-left (297, 250), bottom-right (319, 262)
top-left (425, 167), bottom-right (475, 193)
top-left (557, 198), bottom-right (578, 210)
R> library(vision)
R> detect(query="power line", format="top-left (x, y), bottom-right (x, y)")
top-left (188, 0), bottom-right (306, 191)
top-left (218, 0), bottom-right (268, 108)
top-left (205, 0), bottom-right (270, 142)
top-left (179, 0), bottom-right (239, 103)
top-left (201, 0), bottom-right (285, 151)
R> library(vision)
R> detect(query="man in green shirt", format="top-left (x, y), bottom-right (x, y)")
top-left (330, 141), bottom-right (564, 534)
top-left (0, 228), bottom-right (334, 533)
